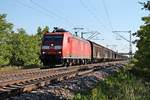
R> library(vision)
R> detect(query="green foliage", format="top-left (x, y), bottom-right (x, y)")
top-left (35, 26), bottom-right (50, 62)
top-left (74, 3), bottom-right (150, 99)
top-left (74, 71), bottom-right (150, 100)
top-left (99, 72), bottom-right (150, 100)
top-left (143, 1), bottom-right (150, 10)
top-left (133, 1), bottom-right (150, 71)
top-left (0, 14), bottom-right (51, 67)
top-left (9, 28), bottom-right (41, 66)
top-left (35, 26), bottom-right (49, 47)
top-left (36, 26), bottom-right (43, 37)
top-left (0, 14), bottom-right (13, 65)
top-left (42, 26), bottom-right (49, 34)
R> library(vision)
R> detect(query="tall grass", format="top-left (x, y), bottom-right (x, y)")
top-left (74, 71), bottom-right (150, 100)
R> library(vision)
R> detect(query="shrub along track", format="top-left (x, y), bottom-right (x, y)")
top-left (0, 61), bottom-right (127, 99)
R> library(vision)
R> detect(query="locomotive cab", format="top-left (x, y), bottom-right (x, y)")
top-left (40, 28), bottom-right (66, 66)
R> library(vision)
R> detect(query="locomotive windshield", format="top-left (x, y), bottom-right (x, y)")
top-left (43, 35), bottom-right (63, 45)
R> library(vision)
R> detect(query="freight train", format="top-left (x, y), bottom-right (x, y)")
top-left (40, 27), bottom-right (127, 67)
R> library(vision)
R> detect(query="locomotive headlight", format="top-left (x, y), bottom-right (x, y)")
top-left (50, 43), bottom-right (54, 46)
top-left (42, 51), bottom-right (46, 54)
top-left (58, 51), bottom-right (61, 54)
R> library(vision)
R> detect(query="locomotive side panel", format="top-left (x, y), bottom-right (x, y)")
top-left (69, 36), bottom-right (91, 59)
top-left (62, 33), bottom-right (91, 65)
top-left (61, 32), bottom-right (72, 58)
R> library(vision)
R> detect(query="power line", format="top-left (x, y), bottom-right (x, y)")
top-left (86, 31), bottom-right (101, 40)
top-left (30, 0), bottom-right (74, 27)
top-left (86, 0), bottom-right (107, 26)
top-left (101, 0), bottom-right (129, 45)
top-left (86, 0), bottom-right (113, 31)
top-left (16, 0), bottom-right (74, 31)
top-left (101, 0), bottom-right (114, 31)
top-left (73, 27), bottom-right (84, 36)
top-left (16, 0), bottom-right (54, 18)
top-left (79, 0), bottom-right (109, 31)
top-left (87, 32), bottom-right (97, 39)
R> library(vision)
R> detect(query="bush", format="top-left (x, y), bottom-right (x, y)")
top-left (74, 71), bottom-right (150, 100)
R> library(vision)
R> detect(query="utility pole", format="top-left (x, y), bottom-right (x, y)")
top-left (112, 30), bottom-right (132, 59)
top-left (129, 31), bottom-right (132, 58)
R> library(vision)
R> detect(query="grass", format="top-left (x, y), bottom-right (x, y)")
top-left (0, 65), bottom-right (39, 72)
top-left (74, 70), bottom-right (150, 100)
top-left (0, 66), bottom-right (21, 72)
top-left (0, 64), bottom-right (42, 72)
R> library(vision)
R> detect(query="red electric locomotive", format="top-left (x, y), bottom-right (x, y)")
top-left (40, 27), bottom-right (127, 67)
top-left (40, 27), bottom-right (91, 67)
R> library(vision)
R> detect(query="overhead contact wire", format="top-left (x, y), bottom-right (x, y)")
top-left (16, 0), bottom-right (54, 18)
top-left (79, 0), bottom-right (109, 31)
top-left (102, 0), bottom-right (114, 31)
top-left (30, 0), bottom-right (74, 27)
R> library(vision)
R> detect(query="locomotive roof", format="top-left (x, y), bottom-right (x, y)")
top-left (71, 34), bottom-right (91, 43)
top-left (52, 27), bottom-right (68, 32)
top-left (44, 30), bottom-right (90, 44)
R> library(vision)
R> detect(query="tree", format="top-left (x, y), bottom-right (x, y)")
top-left (134, 1), bottom-right (150, 69)
top-left (36, 26), bottom-right (49, 41)
top-left (9, 28), bottom-right (41, 66)
top-left (36, 26), bottom-right (43, 37)
top-left (143, 1), bottom-right (150, 10)
top-left (0, 14), bottom-right (42, 67)
top-left (0, 14), bottom-right (13, 65)
top-left (42, 26), bottom-right (49, 34)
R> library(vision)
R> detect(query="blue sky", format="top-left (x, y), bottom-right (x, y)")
top-left (0, 0), bottom-right (148, 53)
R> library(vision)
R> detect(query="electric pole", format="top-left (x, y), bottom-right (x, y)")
top-left (112, 30), bottom-right (132, 59)
top-left (129, 31), bottom-right (132, 58)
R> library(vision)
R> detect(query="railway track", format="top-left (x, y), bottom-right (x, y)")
top-left (0, 61), bottom-right (127, 99)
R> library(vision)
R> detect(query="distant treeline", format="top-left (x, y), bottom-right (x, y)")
top-left (0, 14), bottom-right (49, 67)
